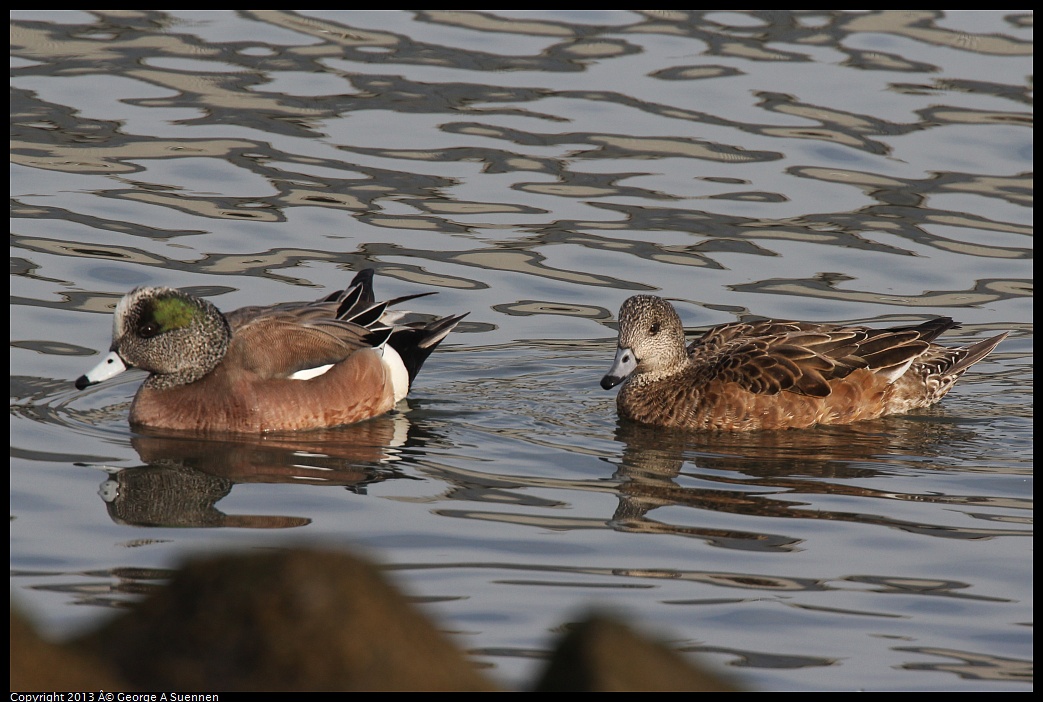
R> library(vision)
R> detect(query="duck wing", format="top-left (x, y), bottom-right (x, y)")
top-left (693, 318), bottom-right (955, 397)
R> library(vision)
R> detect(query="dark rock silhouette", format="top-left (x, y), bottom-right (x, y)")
top-left (11, 548), bottom-right (739, 691)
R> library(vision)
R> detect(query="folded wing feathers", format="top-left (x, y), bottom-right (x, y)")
top-left (343, 300), bottom-right (390, 329)
top-left (704, 319), bottom-right (976, 398)
top-left (238, 272), bottom-right (463, 380)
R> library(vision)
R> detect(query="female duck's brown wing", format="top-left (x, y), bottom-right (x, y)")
top-left (692, 319), bottom-right (855, 354)
top-left (692, 318), bottom-right (957, 398)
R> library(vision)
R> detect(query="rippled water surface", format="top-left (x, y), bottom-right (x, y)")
top-left (10, 11), bottom-right (1032, 691)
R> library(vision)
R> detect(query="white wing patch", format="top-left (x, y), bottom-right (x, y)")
top-left (289, 363), bottom-right (334, 381)
top-left (287, 342), bottom-right (409, 403)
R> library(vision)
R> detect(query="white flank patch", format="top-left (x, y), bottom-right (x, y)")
top-left (289, 363), bottom-right (334, 380)
top-left (379, 343), bottom-right (410, 403)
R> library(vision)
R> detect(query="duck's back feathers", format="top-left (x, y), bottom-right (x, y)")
top-left (696, 318), bottom-right (963, 400)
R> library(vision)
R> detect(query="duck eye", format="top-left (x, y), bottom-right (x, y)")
top-left (138, 321), bottom-right (161, 338)
top-left (649, 322), bottom-right (661, 335)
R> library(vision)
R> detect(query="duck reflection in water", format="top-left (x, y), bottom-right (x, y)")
top-left (97, 413), bottom-right (428, 529)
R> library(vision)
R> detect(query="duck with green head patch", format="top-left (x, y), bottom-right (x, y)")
top-left (75, 270), bottom-right (467, 433)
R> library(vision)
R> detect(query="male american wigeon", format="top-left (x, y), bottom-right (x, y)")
top-left (75, 269), bottom-right (467, 433)
top-left (601, 295), bottom-right (1007, 431)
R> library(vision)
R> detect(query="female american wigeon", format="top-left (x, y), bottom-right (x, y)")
top-left (601, 295), bottom-right (1007, 431)
top-left (75, 270), bottom-right (467, 433)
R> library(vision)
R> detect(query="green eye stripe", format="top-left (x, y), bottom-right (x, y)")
top-left (147, 296), bottom-right (199, 332)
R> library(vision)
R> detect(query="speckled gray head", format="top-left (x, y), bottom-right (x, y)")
top-left (75, 287), bottom-right (231, 391)
top-left (601, 295), bottom-right (689, 390)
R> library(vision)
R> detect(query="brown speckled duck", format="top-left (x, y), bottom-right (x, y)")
top-left (601, 295), bottom-right (1007, 431)
top-left (75, 269), bottom-right (467, 433)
